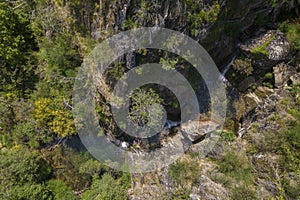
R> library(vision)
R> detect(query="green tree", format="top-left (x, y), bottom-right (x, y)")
top-left (0, 146), bottom-right (51, 199)
top-left (129, 88), bottom-right (164, 130)
top-left (81, 173), bottom-right (131, 200)
top-left (0, 2), bottom-right (37, 94)
top-left (46, 179), bottom-right (77, 200)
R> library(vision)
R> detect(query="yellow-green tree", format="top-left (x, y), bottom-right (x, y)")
top-left (34, 97), bottom-right (76, 137)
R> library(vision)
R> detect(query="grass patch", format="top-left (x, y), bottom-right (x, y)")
top-left (218, 150), bottom-right (254, 184)
top-left (250, 36), bottom-right (275, 58)
top-left (220, 130), bottom-right (236, 142)
top-left (169, 158), bottom-right (201, 187)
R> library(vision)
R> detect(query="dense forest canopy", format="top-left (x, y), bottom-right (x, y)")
top-left (0, 0), bottom-right (299, 199)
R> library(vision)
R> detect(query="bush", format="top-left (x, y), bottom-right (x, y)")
top-left (279, 20), bottom-right (300, 51)
top-left (47, 179), bottom-right (77, 200)
top-left (12, 121), bottom-right (52, 148)
top-left (80, 173), bottom-right (131, 200)
top-left (129, 88), bottom-right (164, 134)
top-left (218, 151), bottom-right (254, 184)
top-left (169, 159), bottom-right (201, 186)
top-left (232, 58), bottom-right (253, 76)
top-left (220, 131), bottom-right (236, 142)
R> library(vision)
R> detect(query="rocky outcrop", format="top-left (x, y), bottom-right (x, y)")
top-left (227, 30), bottom-right (292, 92)
top-left (181, 120), bottom-right (220, 142)
top-left (189, 175), bottom-right (229, 200)
top-left (240, 30), bottom-right (291, 69)
top-left (273, 63), bottom-right (297, 88)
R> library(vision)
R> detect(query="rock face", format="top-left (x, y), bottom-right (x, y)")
top-left (273, 63), bottom-right (296, 88)
top-left (181, 120), bottom-right (220, 142)
top-left (190, 175), bottom-right (229, 200)
top-left (227, 30), bottom-right (292, 92)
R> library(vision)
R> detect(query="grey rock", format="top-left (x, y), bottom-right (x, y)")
top-left (240, 30), bottom-right (291, 69)
top-left (181, 120), bottom-right (220, 142)
top-left (273, 63), bottom-right (296, 88)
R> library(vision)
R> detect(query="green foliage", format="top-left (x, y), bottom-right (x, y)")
top-left (218, 151), bottom-right (254, 184)
top-left (33, 97), bottom-right (76, 137)
top-left (230, 185), bottom-right (257, 200)
top-left (124, 17), bottom-right (138, 29)
top-left (129, 88), bottom-right (164, 131)
top-left (170, 188), bottom-right (190, 200)
top-left (282, 175), bottom-right (300, 199)
top-left (262, 82), bottom-right (274, 89)
top-left (79, 159), bottom-right (103, 177)
top-left (4, 183), bottom-right (52, 200)
top-left (12, 121), bottom-right (52, 148)
top-left (220, 130), bottom-right (236, 142)
top-left (81, 173), bottom-right (131, 200)
top-left (43, 146), bottom-right (91, 190)
top-left (169, 158), bottom-right (201, 186)
top-left (107, 62), bottom-right (125, 80)
top-left (232, 58), bottom-right (253, 76)
top-left (160, 57), bottom-right (178, 70)
top-left (264, 72), bottom-right (273, 80)
top-left (279, 20), bottom-right (300, 51)
top-left (46, 179), bottom-right (77, 200)
top-left (36, 31), bottom-right (80, 79)
top-left (185, 1), bottom-right (221, 36)
top-left (0, 146), bottom-right (51, 184)
top-left (0, 2), bottom-right (37, 94)
top-left (0, 146), bottom-right (52, 198)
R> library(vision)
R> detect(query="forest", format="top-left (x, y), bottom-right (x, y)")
top-left (0, 0), bottom-right (299, 199)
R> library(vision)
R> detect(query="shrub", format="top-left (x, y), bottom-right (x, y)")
top-left (47, 179), bottom-right (77, 200)
top-left (169, 159), bottom-right (201, 186)
top-left (279, 20), bottom-right (300, 51)
top-left (232, 58), bottom-right (253, 76)
top-left (12, 121), bottom-right (52, 148)
top-left (80, 173), bottom-right (130, 200)
top-left (129, 88), bottom-right (164, 134)
top-left (218, 151), bottom-right (254, 184)
top-left (220, 131), bottom-right (236, 142)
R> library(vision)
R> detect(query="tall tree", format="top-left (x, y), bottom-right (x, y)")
top-left (0, 2), bottom-right (37, 94)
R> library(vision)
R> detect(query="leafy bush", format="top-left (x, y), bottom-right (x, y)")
top-left (33, 97), bottom-right (76, 137)
top-left (47, 179), bottom-right (77, 200)
top-left (0, 146), bottom-right (51, 198)
top-left (12, 121), bottom-right (52, 148)
top-left (42, 146), bottom-right (91, 190)
top-left (80, 173), bottom-right (131, 200)
top-left (0, 2), bottom-right (37, 94)
top-left (170, 188), bottom-right (190, 200)
top-left (220, 131), bottom-right (236, 142)
top-left (232, 58), bottom-right (253, 76)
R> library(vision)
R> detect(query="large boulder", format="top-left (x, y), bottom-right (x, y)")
top-left (181, 120), bottom-right (220, 142)
top-left (240, 30), bottom-right (291, 69)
